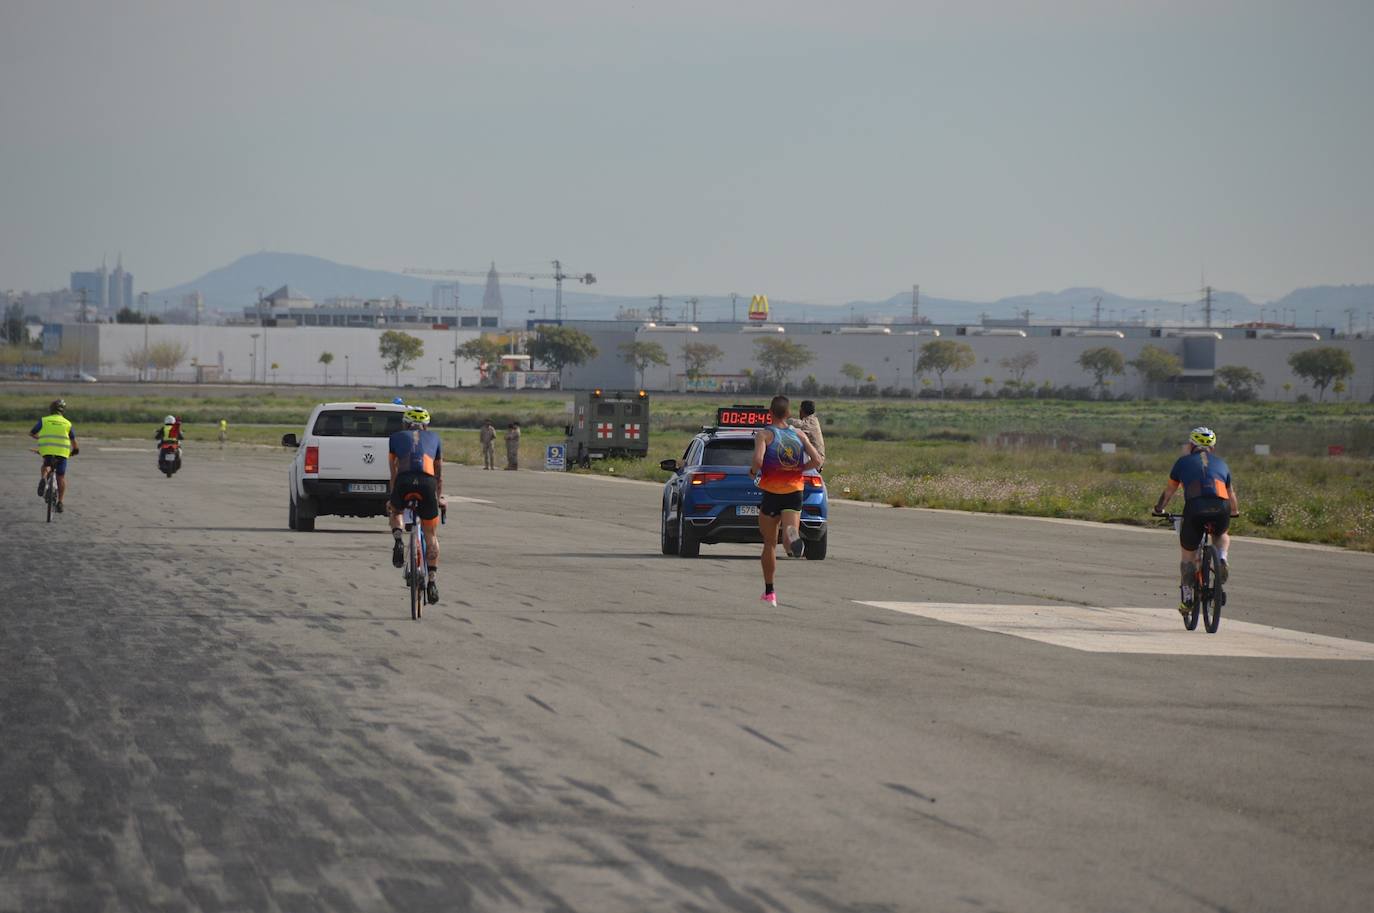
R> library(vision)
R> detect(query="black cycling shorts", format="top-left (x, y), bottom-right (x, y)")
top-left (1180, 497), bottom-right (1230, 551)
top-left (760, 490), bottom-right (804, 517)
top-left (390, 471), bottom-right (440, 521)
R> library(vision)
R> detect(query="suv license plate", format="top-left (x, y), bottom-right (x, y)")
top-left (736, 505), bottom-right (760, 517)
top-left (349, 483), bottom-right (386, 493)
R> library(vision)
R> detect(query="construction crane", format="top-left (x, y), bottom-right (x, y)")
top-left (403, 260), bottom-right (595, 323)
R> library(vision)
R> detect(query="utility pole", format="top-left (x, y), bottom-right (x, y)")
top-left (911, 284), bottom-right (920, 324)
top-left (1201, 285), bottom-right (1214, 328)
top-left (75, 287), bottom-right (87, 377)
top-left (652, 295), bottom-right (666, 322)
top-left (1345, 308), bottom-right (1357, 336)
top-left (730, 292), bottom-right (739, 323)
top-left (685, 296), bottom-right (700, 324)
top-left (1093, 296), bottom-right (1102, 327)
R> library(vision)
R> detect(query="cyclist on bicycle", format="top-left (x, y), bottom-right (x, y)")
top-left (30, 399), bottom-right (78, 512)
top-left (387, 406), bottom-right (443, 603)
top-left (1153, 427), bottom-right (1239, 613)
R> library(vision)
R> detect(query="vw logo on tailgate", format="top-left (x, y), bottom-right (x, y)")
top-left (362, 452), bottom-right (374, 463)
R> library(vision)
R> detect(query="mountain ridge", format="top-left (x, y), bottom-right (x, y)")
top-left (151, 252), bottom-right (1369, 328)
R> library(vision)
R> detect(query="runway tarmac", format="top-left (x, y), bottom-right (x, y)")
top-left (2, 439), bottom-right (1372, 912)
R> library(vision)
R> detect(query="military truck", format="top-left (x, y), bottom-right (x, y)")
top-left (564, 389), bottom-right (650, 467)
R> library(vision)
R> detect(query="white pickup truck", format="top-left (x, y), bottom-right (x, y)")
top-left (282, 401), bottom-right (408, 531)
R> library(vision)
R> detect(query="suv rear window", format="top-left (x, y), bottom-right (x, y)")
top-left (312, 409), bottom-right (404, 438)
top-left (702, 438), bottom-right (754, 467)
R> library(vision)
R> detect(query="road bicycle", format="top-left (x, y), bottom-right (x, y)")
top-left (32, 449), bottom-right (69, 523)
top-left (1155, 511), bottom-right (1226, 633)
top-left (399, 495), bottom-right (446, 621)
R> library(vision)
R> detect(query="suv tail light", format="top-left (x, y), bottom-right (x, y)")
top-left (806, 475), bottom-right (825, 488)
top-left (690, 471), bottom-right (728, 485)
top-left (304, 445), bottom-right (319, 474)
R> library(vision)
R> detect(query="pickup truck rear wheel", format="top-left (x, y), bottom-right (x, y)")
top-left (288, 495), bottom-right (299, 530)
top-left (294, 494), bottom-right (316, 532)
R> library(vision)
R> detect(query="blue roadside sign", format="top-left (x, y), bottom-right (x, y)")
top-left (545, 444), bottom-right (567, 472)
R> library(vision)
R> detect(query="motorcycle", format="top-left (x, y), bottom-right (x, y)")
top-left (158, 441), bottom-right (182, 477)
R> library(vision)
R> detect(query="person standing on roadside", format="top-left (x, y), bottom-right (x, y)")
top-left (751, 395), bottom-right (823, 605)
top-left (480, 419), bottom-right (496, 470)
top-left (218, 418), bottom-right (228, 447)
top-left (505, 422), bottom-right (521, 470)
top-left (788, 400), bottom-right (826, 467)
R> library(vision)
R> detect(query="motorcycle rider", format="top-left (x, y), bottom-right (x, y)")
top-left (154, 414), bottom-right (183, 473)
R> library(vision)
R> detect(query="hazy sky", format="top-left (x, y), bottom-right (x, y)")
top-left (2, 0), bottom-right (1370, 303)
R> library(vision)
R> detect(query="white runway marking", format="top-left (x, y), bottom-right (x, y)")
top-left (445, 495), bottom-right (493, 505)
top-left (97, 447), bottom-right (150, 452)
top-left (856, 601), bottom-right (1374, 660)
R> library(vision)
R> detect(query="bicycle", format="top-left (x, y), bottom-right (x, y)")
top-left (1154, 511), bottom-right (1226, 634)
top-left (31, 449), bottom-right (67, 523)
top-left (399, 494), bottom-right (446, 621)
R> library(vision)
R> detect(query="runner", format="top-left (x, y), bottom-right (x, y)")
top-left (750, 394), bottom-right (823, 605)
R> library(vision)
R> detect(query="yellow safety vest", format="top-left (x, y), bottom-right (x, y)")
top-left (162, 423), bottom-right (177, 442)
top-left (37, 414), bottom-right (73, 457)
top-left (219, 420), bottom-right (227, 431)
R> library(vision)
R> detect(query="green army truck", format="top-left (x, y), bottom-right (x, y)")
top-left (564, 388), bottom-right (650, 467)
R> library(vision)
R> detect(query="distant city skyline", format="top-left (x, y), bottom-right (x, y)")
top-left (2, 1), bottom-right (1371, 303)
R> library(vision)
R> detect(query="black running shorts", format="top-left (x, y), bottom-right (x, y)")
top-left (390, 471), bottom-right (440, 521)
top-left (760, 490), bottom-right (804, 517)
top-left (1180, 497), bottom-right (1230, 551)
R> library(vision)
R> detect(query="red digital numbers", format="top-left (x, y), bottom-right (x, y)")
top-left (716, 408), bottom-right (771, 427)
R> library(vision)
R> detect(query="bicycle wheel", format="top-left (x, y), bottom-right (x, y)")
top-left (45, 479), bottom-right (53, 523)
top-left (1182, 595), bottom-right (1200, 631)
top-left (408, 526), bottom-right (422, 621)
top-left (1202, 546), bottom-right (1222, 633)
top-left (414, 524), bottom-right (426, 621)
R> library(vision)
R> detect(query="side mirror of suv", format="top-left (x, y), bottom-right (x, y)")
top-left (282, 433), bottom-right (299, 448)
top-left (659, 459), bottom-right (679, 473)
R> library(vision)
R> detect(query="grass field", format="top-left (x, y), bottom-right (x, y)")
top-left (4, 388), bottom-right (1371, 550)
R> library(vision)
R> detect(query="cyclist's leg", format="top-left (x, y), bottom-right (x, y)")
top-left (38, 457), bottom-right (50, 496)
top-left (53, 458), bottom-right (68, 503)
top-left (387, 476), bottom-right (412, 567)
top-left (1177, 507), bottom-right (1205, 608)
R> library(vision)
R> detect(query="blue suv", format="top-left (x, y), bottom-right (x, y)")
top-left (660, 425), bottom-right (828, 559)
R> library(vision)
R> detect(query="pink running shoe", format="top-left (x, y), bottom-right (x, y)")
top-left (760, 592), bottom-right (777, 605)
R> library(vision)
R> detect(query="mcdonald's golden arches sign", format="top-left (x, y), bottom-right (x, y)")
top-left (747, 294), bottom-right (769, 321)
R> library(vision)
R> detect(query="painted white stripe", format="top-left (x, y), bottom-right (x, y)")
top-left (97, 447), bottom-right (151, 452)
top-left (856, 601), bottom-right (1374, 661)
top-left (444, 495), bottom-right (493, 505)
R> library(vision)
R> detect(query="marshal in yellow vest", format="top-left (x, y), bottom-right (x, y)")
top-left (37, 414), bottom-right (73, 457)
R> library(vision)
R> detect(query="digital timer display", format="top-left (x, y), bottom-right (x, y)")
top-left (716, 407), bottom-right (773, 428)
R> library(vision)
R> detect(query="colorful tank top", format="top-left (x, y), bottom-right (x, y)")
top-left (758, 424), bottom-right (806, 494)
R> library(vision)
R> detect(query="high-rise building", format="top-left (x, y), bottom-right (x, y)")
top-left (70, 257), bottom-right (134, 317)
top-left (109, 255), bottom-right (132, 313)
top-left (482, 262), bottom-right (503, 314)
top-left (432, 282), bottom-right (460, 312)
top-left (70, 267), bottom-right (107, 317)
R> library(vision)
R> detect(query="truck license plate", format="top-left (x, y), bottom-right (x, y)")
top-left (736, 505), bottom-right (760, 517)
top-left (349, 483), bottom-right (386, 493)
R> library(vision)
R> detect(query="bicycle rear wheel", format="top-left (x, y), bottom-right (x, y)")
top-left (45, 479), bottom-right (53, 523)
top-left (409, 526), bottom-right (422, 621)
top-left (1202, 546), bottom-right (1222, 633)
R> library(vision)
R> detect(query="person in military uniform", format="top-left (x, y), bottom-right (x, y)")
top-left (480, 419), bottom-right (496, 470)
top-left (505, 422), bottom-right (521, 470)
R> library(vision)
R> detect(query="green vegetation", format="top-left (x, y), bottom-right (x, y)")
top-left (3, 389), bottom-right (1370, 549)
top-left (378, 330), bottom-right (424, 384)
top-left (753, 337), bottom-right (813, 387)
top-left (527, 325), bottom-right (598, 379)
top-left (917, 339), bottom-right (976, 397)
top-left (1288, 347), bottom-right (1355, 401)
top-left (619, 340), bottom-right (669, 388)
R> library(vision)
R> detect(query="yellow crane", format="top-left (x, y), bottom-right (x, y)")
top-left (404, 260), bottom-right (596, 323)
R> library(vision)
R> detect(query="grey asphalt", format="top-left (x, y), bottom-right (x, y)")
top-left (2, 439), bottom-right (1372, 913)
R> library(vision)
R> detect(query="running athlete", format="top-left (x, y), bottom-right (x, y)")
top-left (30, 399), bottom-right (78, 512)
top-left (1153, 427), bottom-right (1240, 613)
top-left (750, 394), bottom-right (823, 605)
top-left (387, 406), bottom-right (443, 604)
